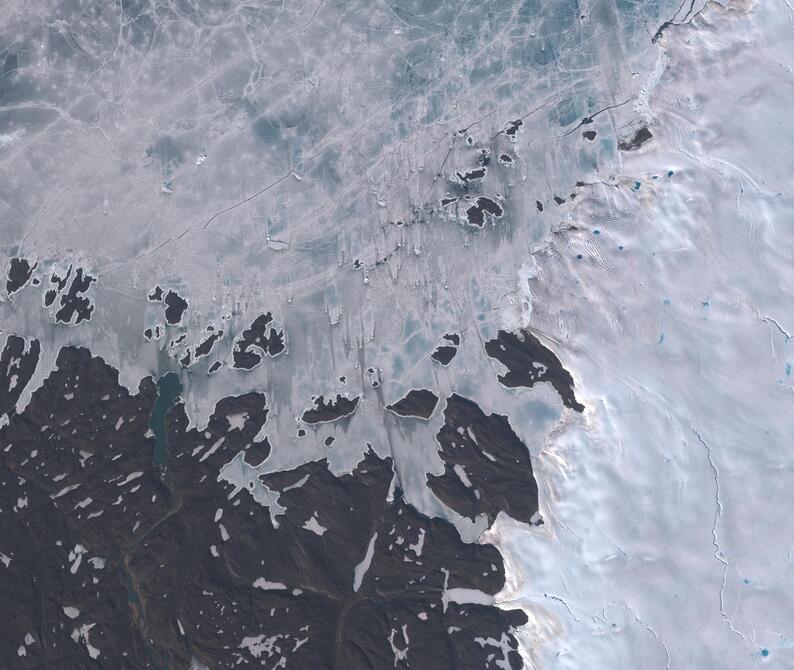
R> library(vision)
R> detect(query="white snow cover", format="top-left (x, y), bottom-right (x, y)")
top-left (302, 514), bottom-right (328, 536)
top-left (353, 533), bottom-right (378, 592)
top-left (252, 578), bottom-right (287, 591)
top-left (485, 1), bottom-right (794, 667)
top-left (63, 606), bottom-right (80, 620)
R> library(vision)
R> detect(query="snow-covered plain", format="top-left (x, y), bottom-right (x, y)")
top-left (487, 1), bottom-right (794, 667)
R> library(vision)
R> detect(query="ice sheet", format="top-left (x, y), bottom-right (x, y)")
top-left (1, 0), bottom-right (791, 666)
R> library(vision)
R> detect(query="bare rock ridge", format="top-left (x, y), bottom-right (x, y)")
top-left (484, 329), bottom-right (585, 412)
top-left (0, 344), bottom-right (528, 669)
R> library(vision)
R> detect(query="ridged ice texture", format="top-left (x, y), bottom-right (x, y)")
top-left (487, 2), bottom-right (794, 667)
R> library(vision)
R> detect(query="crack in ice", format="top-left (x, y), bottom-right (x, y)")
top-left (599, 601), bottom-right (671, 670)
top-left (498, 592), bottom-right (584, 625)
top-left (760, 314), bottom-right (793, 340)
top-left (691, 426), bottom-right (752, 644)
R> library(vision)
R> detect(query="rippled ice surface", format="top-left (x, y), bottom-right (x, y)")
top-left (489, 2), bottom-right (794, 667)
top-left (1, 0), bottom-right (792, 666)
